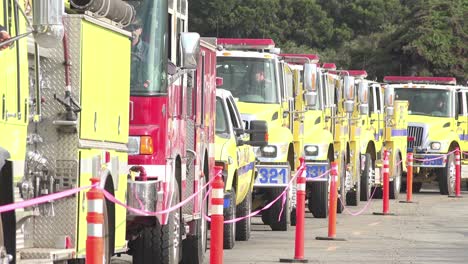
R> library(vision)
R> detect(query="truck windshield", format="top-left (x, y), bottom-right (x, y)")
top-left (216, 98), bottom-right (229, 134)
top-left (127, 0), bottom-right (168, 95)
top-left (394, 88), bottom-right (452, 117)
top-left (217, 57), bottom-right (278, 104)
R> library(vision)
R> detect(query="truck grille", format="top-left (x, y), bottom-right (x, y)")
top-left (407, 126), bottom-right (424, 149)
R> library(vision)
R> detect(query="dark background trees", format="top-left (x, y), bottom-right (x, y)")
top-left (189, 0), bottom-right (467, 83)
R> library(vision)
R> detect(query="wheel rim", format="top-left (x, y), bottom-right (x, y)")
top-left (448, 157), bottom-right (456, 194)
top-left (366, 157), bottom-right (372, 198)
top-left (394, 157), bottom-right (401, 194)
top-left (173, 208), bottom-right (181, 261)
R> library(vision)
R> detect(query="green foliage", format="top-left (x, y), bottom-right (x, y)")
top-left (189, 0), bottom-right (467, 83)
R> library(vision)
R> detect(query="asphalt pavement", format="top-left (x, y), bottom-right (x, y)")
top-left (112, 184), bottom-right (468, 264)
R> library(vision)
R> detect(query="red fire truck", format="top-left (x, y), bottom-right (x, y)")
top-left (125, 1), bottom-right (216, 263)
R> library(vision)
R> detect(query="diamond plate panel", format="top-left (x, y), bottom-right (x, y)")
top-left (30, 198), bottom-right (77, 248)
top-left (24, 16), bottom-right (83, 249)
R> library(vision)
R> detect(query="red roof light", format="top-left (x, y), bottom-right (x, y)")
top-left (218, 38), bottom-right (275, 50)
top-left (384, 76), bottom-right (456, 85)
top-left (322, 63), bottom-right (336, 70)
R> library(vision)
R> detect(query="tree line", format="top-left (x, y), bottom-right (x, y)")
top-left (189, 0), bottom-right (467, 83)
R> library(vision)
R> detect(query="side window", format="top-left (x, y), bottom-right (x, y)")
top-left (176, 18), bottom-right (184, 65)
top-left (285, 66), bottom-right (294, 99)
top-left (376, 86), bottom-right (382, 113)
top-left (460, 92), bottom-right (466, 116)
top-left (226, 97), bottom-right (241, 129)
top-left (167, 14), bottom-right (173, 61)
top-left (279, 62), bottom-right (285, 100)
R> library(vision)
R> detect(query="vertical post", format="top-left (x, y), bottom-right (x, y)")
top-left (316, 162), bottom-right (345, 241)
top-left (86, 178), bottom-right (104, 264)
top-left (450, 148), bottom-right (462, 198)
top-left (328, 163), bottom-right (338, 238)
top-left (294, 158), bottom-right (306, 260)
top-left (400, 152), bottom-right (415, 203)
top-left (210, 167), bottom-right (224, 264)
top-left (280, 158), bottom-right (309, 263)
top-left (374, 150), bottom-right (394, 215)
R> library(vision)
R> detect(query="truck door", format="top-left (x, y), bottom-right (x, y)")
top-left (458, 91), bottom-right (468, 159)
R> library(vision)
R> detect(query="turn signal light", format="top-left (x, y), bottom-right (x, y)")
top-left (140, 136), bottom-right (154, 155)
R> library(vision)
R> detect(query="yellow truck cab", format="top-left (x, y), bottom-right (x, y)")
top-left (216, 38), bottom-right (307, 231)
top-left (349, 73), bottom-right (409, 200)
top-left (279, 58), bottom-right (347, 218)
top-left (385, 76), bottom-right (466, 195)
top-left (215, 89), bottom-right (256, 249)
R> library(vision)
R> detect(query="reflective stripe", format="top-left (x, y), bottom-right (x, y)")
top-left (383, 168), bottom-right (389, 173)
top-left (212, 189), bottom-right (223, 199)
top-left (87, 199), bottom-right (103, 214)
top-left (297, 183), bottom-right (306, 191)
top-left (210, 205), bottom-right (223, 215)
top-left (407, 162), bottom-right (413, 166)
top-left (87, 223), bottom-right (103, 237)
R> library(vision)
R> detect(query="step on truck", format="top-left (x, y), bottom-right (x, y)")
top-left (216, 39), bottom-right (310, 231)
top-left (385, 76), bottom-right (467, 195)
top-left (2, 0), bottom-right (136, 262)
top-left (215, 89), bottom-right (258, 249)
top-left (126, 7), bottom-right (216, 264)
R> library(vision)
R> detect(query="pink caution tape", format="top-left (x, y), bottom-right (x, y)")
top-left (0, 184), bottom-right (96, 213)
top-left (340, 186), bottom-right (379, 216)
top-left (203, 164), bottom-right (327, 224)
top-left (412, 149), bottom-right (456, 162)
top-left (103, 175), bottom-right (216, 216)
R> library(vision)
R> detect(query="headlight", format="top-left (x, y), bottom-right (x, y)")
top-left (304, 145), bottom-right (319, 156)
top-left (261, 145), bottom-right (277, 157)
top-left (128, 136), bottom-right (141, 155)
top-left (430, 142), bottom-right (441, 150)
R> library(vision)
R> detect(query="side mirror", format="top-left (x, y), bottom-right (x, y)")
top-left (384, 85), bottom-right (395, 116)
top-left (33, 0), bottom-right (64, 48)
top-left (358, 81), bottom-right (369, 104)
top-left (343, 76), bottom-right (355, 113)
top-left (216, 77), bottom-right (224, 87)
top-left (180, 32), bottom-right (200, 70)
top-left (303, 63), bottom-right (318, 107)
top-left (246, 120), bottom-right (268, 147)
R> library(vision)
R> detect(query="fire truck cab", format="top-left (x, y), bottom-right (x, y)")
top-left (385, 76), bottom-right (467, 195)
top-left (216, 39), bottom-right (308, 231)
top-left (126, 0), bottom-right (216, 263)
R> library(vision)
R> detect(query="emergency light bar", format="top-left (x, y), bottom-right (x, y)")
top-left (383, 76), bottom-right (457, 85)
top-left (280, 54), bottom-right (320, 64)
top-left (322, 63), bottom-right (336, 70)
top-left (218, 38), bottom-right (275, 50)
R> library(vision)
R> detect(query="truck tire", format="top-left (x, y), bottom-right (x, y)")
top-left (439, 153), bottom-right (455, 195)
top-left (390, 154), bottom-right (402, 199)
top-left (360, 153), bottom-right (373, 201)
top-left (133, 184), bottom-right (181, 264)
top-left (307, 181), bottom-right (328, 218)
top-left (223, 190), bottom-right (236, 249)
top-left (337, 156), bottom-right (346, 213)
top-left (182, 178), bottom-right (207, 264)
top-left (0, 160), bottom-right (15, 264)
top-left (413, 182), bottom-right (423, 193)
top-left (261, 209), bottom-right (271, 225)
top-left (268, 188), bottom-right (289, 231)
top-left (235, 191), bottom-right (251, 241)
